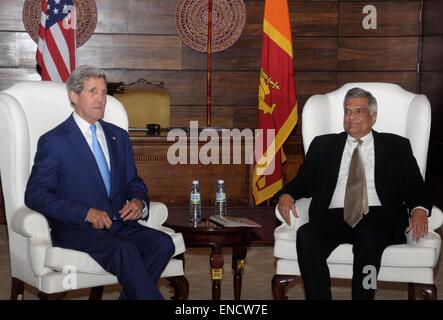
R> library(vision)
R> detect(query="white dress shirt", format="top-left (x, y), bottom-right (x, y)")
top-left (329, 131), bottom-right (427, 216)
top-left (72, 112), bottom-right (148, 218)
top-left (329, 131), bottom-right (381, 209)
top-left (73, 111), bottom-right (111, 169)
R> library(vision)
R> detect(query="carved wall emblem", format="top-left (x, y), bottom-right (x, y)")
top-left (175, 0), bottom-right (246, 53)
top-left (23, 0), bottom-right (97, 47)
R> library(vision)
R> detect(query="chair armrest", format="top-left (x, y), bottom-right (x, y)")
top-left (429, 206), bottom-right (443, 231)
top-left (10, 207), bottom-right (53, 276)
top-left (137, 203), bottom-right (186, 256)
top-left (275, 197), bottom-right (311, 229)
top-left (138, 201), bottom-right (168, 229)
top-left (10, 206), bottom-right (51, 241)
top-left (405, 206), bottom-right (441, 258)
top-left (274, 198), bottom-right (311, 240)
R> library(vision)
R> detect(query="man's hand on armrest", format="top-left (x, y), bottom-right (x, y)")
top-left (277, 194), bottom-right (298, 225)
top-left (407, 208), bottom-right (428, 242)
top-left (119, 199), bottom-right (144, 221)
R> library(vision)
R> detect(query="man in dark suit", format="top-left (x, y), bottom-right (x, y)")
top-left (277, 87), bottom-right (432, 300)
top-left (25, 65), bottom-right (174, 300)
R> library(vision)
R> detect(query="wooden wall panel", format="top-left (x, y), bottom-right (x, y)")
top-left (0, 68), bottom-right (39, 91)
top-left (337, 72), bottom-right (417, 93)
top-left (338, 37), bottom-right (418, 71)
top-left (339, 1), bottom-right (420, 36)
top-left (0, 33), bottom-right (38, 68)
top-left (0, 0), bottom-right (25, 31)
top-left (295, 71), bottom-right (337, 103)
top-left (244, 1), bottom-right (338, 36)
top-left (290, 2), bottom-right (338, 37)
top-left (422, 36), bottom-right (443, 71)
top-left (232, 107), bottom-right (258, 129)
top-left (95, 0), bottom-right (130, 33)
top-left (293, 38), bottom-right (337, 71)
top-left (183, 36), bottom-right (338, 71)
top-left (97, 0), bottom-right (183, 35)
top-left (129, 0), bottom-right (178, 34)
top-left (170, 105), bottom-right (257, 134)
top-left (1, 33), bottom-right (187, 70)
top-left (0, 33), bottom-right (18, 67)
top-left (423, 0), bottom-right (443, 36)
top-left (95, 0), bottom-right (340, 36)
top-left (78, 35), bottom-right (183, 69)
top-left (421, 72), bottom-right (443, 106)
top-left (170, 105), bottom-right (235, 128)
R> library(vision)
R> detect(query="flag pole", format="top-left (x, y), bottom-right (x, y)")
top-left (206, 0), bottom-right (213, 127)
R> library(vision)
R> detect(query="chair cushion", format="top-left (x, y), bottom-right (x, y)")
top-left (275, 259), bottom-right (436, 284)
top-left (45, 246), bottom-right (108, 274)
top-left (160, 258), bottom-right (184, 278)
top-left (274, 239), bottom-right (439, 268)
top-left (46, 244), bottom-right (186, 276)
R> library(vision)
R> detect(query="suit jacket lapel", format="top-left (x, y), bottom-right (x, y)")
top-left (100, 120), bottom-right (118, 198)
top-left (372, 130), bottom-right (385, 194)
top-left (329, 132), bottom-right (347, 191)
top-left (63, 115), bottom-right (109, 197)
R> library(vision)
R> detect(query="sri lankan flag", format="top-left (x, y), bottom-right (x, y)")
top-left (252, 0), bottom-right (298, 205)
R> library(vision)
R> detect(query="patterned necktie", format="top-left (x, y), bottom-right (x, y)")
top-left (343, 139), bottom-right (369, 227)
top-left (90, 124), bottom-right (111, 196)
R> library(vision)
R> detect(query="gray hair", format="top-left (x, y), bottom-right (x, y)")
top-left (343, 87), bottom-right (378, 114)
top-left (67, 65), bottom-right (107, 106)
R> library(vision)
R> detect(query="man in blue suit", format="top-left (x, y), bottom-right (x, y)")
top-left (25, 65), bottom-right (174, 300)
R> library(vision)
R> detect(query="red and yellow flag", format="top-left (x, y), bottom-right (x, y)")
top-left (252, 0), bottom-right (298, 205)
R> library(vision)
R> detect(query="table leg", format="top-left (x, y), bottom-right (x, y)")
top-left (232, 245), bottom-right (247, 300)
top-left (210, 245), bottom-right (224, 300)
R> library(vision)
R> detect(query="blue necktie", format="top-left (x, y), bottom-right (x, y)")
top-left (90, 124), bottom-right (111, 196)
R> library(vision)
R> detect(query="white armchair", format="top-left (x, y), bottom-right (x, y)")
top-left (273, 82), bottom-right (443, 300)
top-left (0, 81), bottom-right (189, 300)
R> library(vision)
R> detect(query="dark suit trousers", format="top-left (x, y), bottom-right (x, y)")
top-left (296, 207), bottom-right (405, 300)
top-left (51, 220), bottom-right (175, 300)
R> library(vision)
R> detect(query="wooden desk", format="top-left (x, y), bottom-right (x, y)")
top-left (165, 214), bottom-right (257, 300)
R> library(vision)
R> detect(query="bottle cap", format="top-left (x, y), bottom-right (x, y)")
top-left (218, 180), bottom-right (224, 184)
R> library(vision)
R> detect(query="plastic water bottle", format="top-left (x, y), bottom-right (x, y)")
top-left (215, 180), bottom-right (227, 217)
top-left (189, 180), bottom-right (202, 226)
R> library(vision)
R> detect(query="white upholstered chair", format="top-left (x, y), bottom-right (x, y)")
top-left (273, 82), bottom-right (443, 300)
top-left (0, 81), bottom-right (188, 300)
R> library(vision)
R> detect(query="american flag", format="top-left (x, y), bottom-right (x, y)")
top-left (36, 0), bottom-right (76, 82)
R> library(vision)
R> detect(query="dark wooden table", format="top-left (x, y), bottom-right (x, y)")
top-left (165, 215), bottom-right (257, 300)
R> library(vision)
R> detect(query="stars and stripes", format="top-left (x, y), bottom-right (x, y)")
top-left (36, 0), bottom-right (76, 82)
